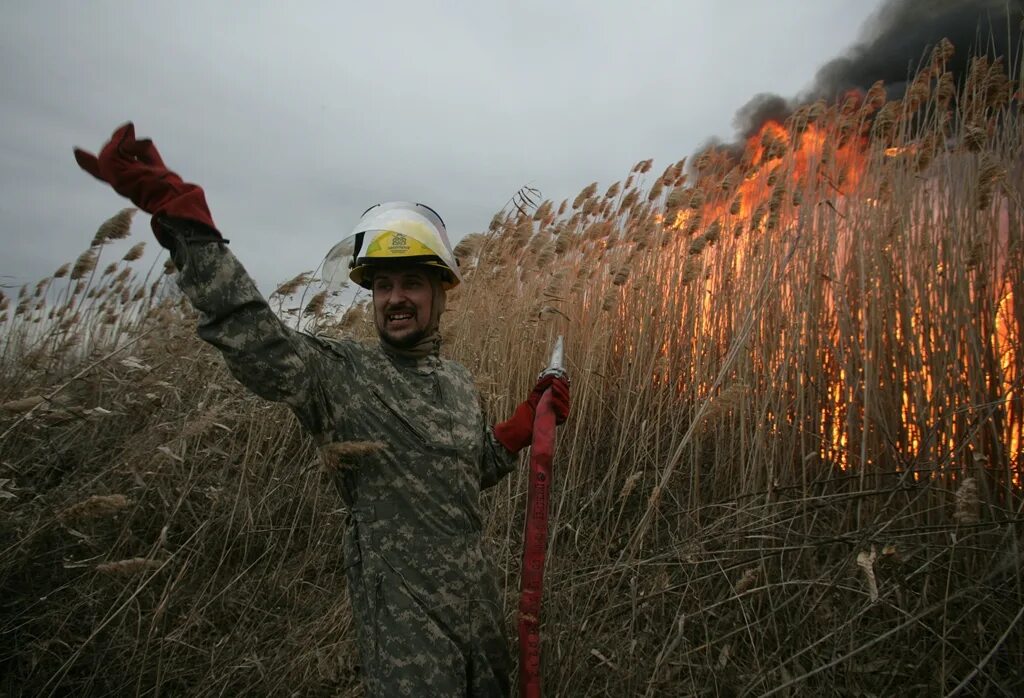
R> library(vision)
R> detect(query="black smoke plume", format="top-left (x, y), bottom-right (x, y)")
top-left (730, 0), bottom-right (1021, 142)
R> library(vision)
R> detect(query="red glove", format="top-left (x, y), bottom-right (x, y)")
top-left (493, 374), bottom-right (570, 454)
top-left (74, 122), bottom-right (218, 248)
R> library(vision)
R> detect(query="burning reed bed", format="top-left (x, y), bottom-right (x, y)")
top-left (2, 39), bottom-right (1024, 696)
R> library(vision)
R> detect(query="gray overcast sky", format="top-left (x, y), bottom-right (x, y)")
top-left (1, 1), bottom-right (881, 293)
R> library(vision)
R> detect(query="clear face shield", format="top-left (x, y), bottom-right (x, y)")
top-left (322, 236), bottom-right (357, 292)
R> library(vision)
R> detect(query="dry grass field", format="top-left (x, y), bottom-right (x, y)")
top-left (2, 38), bottom-right (1022, 696)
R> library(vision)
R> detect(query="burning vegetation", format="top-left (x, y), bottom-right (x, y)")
top-left (3, 21), bottom-right (1024, 698)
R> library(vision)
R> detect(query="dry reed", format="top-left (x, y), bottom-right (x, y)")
top-left (319, 440), bottom-right (387, 471)
top-left (96, 558), bottom-right (164, 575)
top-left (59, 494), bottom-right (131, 521)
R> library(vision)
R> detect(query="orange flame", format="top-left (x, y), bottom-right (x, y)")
top-left (652, 102), bottom-right (1021, 489)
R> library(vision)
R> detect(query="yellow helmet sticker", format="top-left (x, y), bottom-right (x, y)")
top-left (364, 230), bottom-right (436, 259)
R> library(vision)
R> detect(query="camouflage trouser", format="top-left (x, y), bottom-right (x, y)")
top-left (344, 525), bottom-right (512, 697)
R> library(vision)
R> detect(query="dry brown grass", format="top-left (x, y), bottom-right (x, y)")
top-left (318, 441), bottom-right (388, 472)
top-left (1, 36), bottom-right (1023, 697)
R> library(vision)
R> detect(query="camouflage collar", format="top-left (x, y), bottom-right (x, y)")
top-left (378, 331), bottom-right (441, 364)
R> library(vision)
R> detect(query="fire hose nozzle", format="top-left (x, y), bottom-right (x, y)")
top-left (538, 335), bottom-right (568, 382)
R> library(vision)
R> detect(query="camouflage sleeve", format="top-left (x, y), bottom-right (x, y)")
top-left (167, 224), bottom-right (339, 437)
top-left (480, 425), bottom-right (518, 490)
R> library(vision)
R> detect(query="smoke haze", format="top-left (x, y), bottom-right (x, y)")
top-left (731, 0), bottom-right (1021, 140)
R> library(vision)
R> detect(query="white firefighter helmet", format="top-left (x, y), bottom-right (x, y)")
top-left (322, 202), bottom-right (462, 290)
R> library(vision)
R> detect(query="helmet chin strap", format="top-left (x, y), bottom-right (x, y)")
top-left (428, 275), bottom-right (446, 331)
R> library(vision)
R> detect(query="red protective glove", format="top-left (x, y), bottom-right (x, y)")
top-left (74, 122), bottom-right (218, 248)
top-left (493, 374), bottom-right (570, 454)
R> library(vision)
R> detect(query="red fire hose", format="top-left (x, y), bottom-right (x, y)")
top-left (518, 338), bottom-right (565, 698)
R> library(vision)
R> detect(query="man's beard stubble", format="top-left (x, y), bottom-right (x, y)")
top-left (378, 324), bottom-right (430, 349)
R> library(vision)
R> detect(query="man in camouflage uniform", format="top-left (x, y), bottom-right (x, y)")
top-left (75, 124), bottom-right (570, 697)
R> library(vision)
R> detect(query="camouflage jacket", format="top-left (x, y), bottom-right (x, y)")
top-left (170, 235), bottom-right (518, 548)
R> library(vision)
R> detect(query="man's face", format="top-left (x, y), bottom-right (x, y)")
top-left (371, 267), bottom-right (435, 348)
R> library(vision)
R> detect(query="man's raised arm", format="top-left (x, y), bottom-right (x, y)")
top-left (74, 123), bottom-right (337, 435)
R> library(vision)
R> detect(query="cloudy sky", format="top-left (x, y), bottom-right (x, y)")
top-left (1, 1), bottom-right (882, 293)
